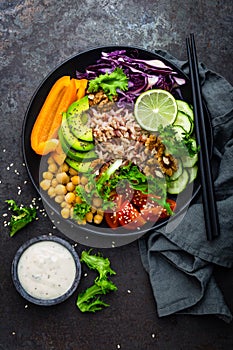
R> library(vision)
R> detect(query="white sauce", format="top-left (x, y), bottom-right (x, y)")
top-left (17, 241), bottom-right (77, 300)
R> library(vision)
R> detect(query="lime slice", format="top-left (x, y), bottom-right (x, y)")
top-left (134, 89), bottom-right (178, 132)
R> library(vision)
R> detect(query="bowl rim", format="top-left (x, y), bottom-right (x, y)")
top-left (11, 235), bottom-right (82, 306)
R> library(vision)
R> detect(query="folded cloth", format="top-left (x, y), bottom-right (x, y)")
top-left (139, 50), bottom-right (233, 323)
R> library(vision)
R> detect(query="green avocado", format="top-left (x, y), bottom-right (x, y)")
top-left (68, 114), bottom-right (93, 142)
top-left (59, 129), bottom-right (97, 162)
top-left (61, 113), bottom-right (94, 152)
top-left (66, 96), bottom-right (93, 142)
top-left (65, 158), bottom-right (92, 173)
top-left (67, 95), bottom-right (89, 117)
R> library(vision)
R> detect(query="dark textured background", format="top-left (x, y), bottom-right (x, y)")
top-left (0, 1), bottom-right (233, 349)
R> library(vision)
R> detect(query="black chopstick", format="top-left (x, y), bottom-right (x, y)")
top-left (186, 33), bottom-right (220, 241)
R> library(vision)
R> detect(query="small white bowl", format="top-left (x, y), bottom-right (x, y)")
top-left (12, 235), bottom-right (81, 306)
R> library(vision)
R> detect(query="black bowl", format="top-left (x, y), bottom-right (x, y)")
top-left (12, 235), bottom-right (81, 306)
top-left (22, 46), bottom-right (212, 248)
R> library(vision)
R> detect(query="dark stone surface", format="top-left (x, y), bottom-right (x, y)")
top-left (0, 1), bottom-right (233, 349)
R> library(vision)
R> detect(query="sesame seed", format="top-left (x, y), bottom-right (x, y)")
top-left (127, 289), bottom-right (131, 293)
top-left (3, 149), bottom-right (6, 152)
top-left (12, 332), bottom-right (16, 335)
top-left (117, 345), bottom-right (121, 349)
top-left (25, 304), bottom-right (28, 309)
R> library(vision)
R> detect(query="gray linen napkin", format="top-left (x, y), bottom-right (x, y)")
top-left (139, 50), bottom-right (233, 323)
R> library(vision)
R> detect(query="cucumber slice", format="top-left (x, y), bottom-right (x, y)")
top-left (182, 153), bottom-right (198, 167)
top-left (169, 158), bottom-right (183, 181)
top-left (173, 125), bottom-right (186, 140)
top-left (187, 165), bottom-right (198, 183)
top-left (173, 111), bottom-right (192, 134)
top-left (167, 169), bottom-right (189, 194)
top-left (176, 100), bottom-right (194, 121)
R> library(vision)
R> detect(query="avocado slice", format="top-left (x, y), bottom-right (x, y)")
top-left (68, 113), bottom-right (93, 142)
top-left (66, 96), bottom-right (93, 142)
top-left (65, 158), bottom-right (92, 173)
top-left (67, 95), bottom-right (89, 117)
top-left (59, 129), bottom-right (97, 162)
top-left (61, 113), bottom-right (94, 152)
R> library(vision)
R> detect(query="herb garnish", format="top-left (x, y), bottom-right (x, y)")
top-left (76, 250), bottom-right (117, 313)
top-left (88, 68), bottom-right (128, 100)
top-left (5, 199), bottom-right (37, 237)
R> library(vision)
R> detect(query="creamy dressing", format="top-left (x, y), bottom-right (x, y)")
top-left (17, 241), bottom-right (77, 300)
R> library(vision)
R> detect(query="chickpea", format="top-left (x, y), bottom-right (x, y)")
top-left (66, 182), bottom-right (75, 192)
top-left (51, 178), bottom-right (58, 188)
top-left (77, 218), bottom-right (86, 225)
top-left (71, 175), bottom-right (80, 185)
top-left (54, 184), bottom-right (67, 195)
top-left (56, 172), bottom-right (70, 184)
top-left (43, 171), bottom-right (53, 180)
top-left (61, 207), bottom-right (70, 219)
top-left (93, 214), bottom-right (103, 225)
top-left (54, 195), bottom-right (65, 204)
top-left (80, 176), bottom-right (88, 185)
top-left (48, 187), bottom-right (56, 198)
top-left (75, 195), bottom-right (82, 204)
top-left (61, 163), bottom-right (69, 172)
top-left (84, 183), bottom-right (93, 193)
top-left (65, 192), bottom-right (76, 204)
top-left (61, 201), bottom-right (67, 208)
top-left (97, 208), bottom-right (104, 216)
top-left (85, 212), bottom-right (93, 223)
top-left (40, 179), bottom-right (51, 191)
top-left (69, 167), bottom-right (78, 176)
top-left (92, 197), bottom-right (103, 208)
top-left (47, 156), bottom-right (54, 164)
top-left (61, 201), bottom-right (72, 208)
top-left (48, 163), bottom-right (58, 173)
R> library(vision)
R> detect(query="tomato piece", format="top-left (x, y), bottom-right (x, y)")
top-left (117, 200), bottom-right (146, 230)
top-left (110, 193), bottom-right (125, 210)
top-left (160, 199), bottom-right (177, 219)
top-left (141, 206), bottom-right (163, 222)
top-left (104, 211), bottom-right (120, 229)
top-left (131, 190), bottom-right (148, 208)
top-left (104, 193), bottom-right (124, 229)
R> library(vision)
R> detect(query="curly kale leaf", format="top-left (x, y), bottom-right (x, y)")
top-left (5, 199), bottom-right (37, 237)
top-left (88, 68), bottom-right (128, 100)
top-left (76, 250), bottom-right (117, 313)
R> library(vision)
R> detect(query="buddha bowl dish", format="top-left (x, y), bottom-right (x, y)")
top-left (22, 46), bottom-right (212, 248)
